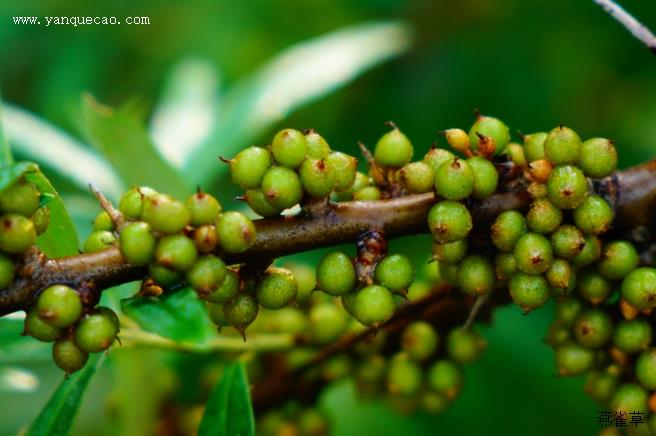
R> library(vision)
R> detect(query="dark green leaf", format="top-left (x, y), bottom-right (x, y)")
top-left (199, 361), bottom-right (254, 436)
top-left (26, 354), bottom-right (104, 436)
top-left (121, 287), bottom-right (215, 343)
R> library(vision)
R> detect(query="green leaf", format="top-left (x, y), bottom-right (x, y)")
top-left (0, 92), bottom-right (14, 166)
top-left (26, 354), bottom-right (104, 436)
top-left (199, 361), bottom-right (254, 436)
top-left (1, 103), bottom-right (122, 198)
top-left (121, 287), bottom-right (215, 343)
top-left (0, 317), bottom-right (51, 364)
top-left (184, 21), bottom-right (412, 185)
top-left (83, 95), bottom-right (190, 198)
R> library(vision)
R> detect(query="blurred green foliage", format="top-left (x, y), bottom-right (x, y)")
top-left (0, 0), bottom-right (655, 434)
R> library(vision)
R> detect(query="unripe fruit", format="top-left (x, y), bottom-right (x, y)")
top-left (284, 262), bottom-right (316, 305)
top-left (526, 198), bottom-right (562, 234)
top-left (573, 309), bottom-right (613, 348)
top-left (256, 267), bottom-right (298, 309)
top-left (443, 128), bottom-right (470, 153)
top-left (505, 142), bottom-right (527, 168)
top-left (386, 353), bottom-right (422, 396)
top-left (509, 272), bottom-right (550, 313)
top-left (352, 186), bottom-right (381, 201)
top-left (230, 146), bottom-right (272, 189)
top-left (33, 206), bottom-right (50, 235)
top-left (84, 230), bottom-right (117, 253)
top-left (186, 255), bottom-right (227, 295)
top-left (550, 225), bottom-right (585, 260)
top-left (467, 156), bottom-right (498, 200)
top-left (316, 252), bottom-right (355, 296)
top-left (427, 201), bottom-right (472, 244)
top-left (299, 158), bottom-right (334, 198)
top-left (345, 172), bottom-right (370, 196)
top-left (351, 285), bottom-right (395, 327)
top-left (0, 253), bottom-right (15, 289)
top-left (554, 342), bottom-right (594, 376)
top-left (523, 132), bottom-right (547, 162)
top-left (0, 214), bottom-right (36, 253)
top-left (93, 211), bottom-right (114, 231)
top-left (374, 126), bottom-right (413, 168)
top-left (446, 328), bottom-right (485, 364)
top-left (571, 235), bottom-right (601, 268)
top-left (513, 232), bottom-right (553, 275)
top-left (613, 318), bottom-right (652, 354)
top-left (407, 280), bottom-right (431, 301)
top-left (434, 158), bottom-right (474, 201)
top-left (577, 269), bottom-right (612, 305)
top-left (186, 192), bottom-right (221, 227)
top-left (142, 193), bottom-right (191, 234)
top-left (192, 224), bottom-right (218, 253)
top-left (401, 321), bottom-right (439, 361)
top-left (155, 234), bottom-right (197, 271)
top-left (621, 268), bottom-right (656, 311)
top-left (243, 189), bottom-right (281, 217)
top-left (304, 129), bottom-right (331, 159)
top-left (0, 181), bottom-right (40, 217)
top-left (584, 369), bottom-right (618, 404)
top-left (374, 254), bottom-right (414, 294)
top-left (423, 147), bottom-right (455, 173)
top-left (74, 309), bottom-right (119, 352)
top-left (546, 259), bottom-right (574, 295)
top-left (216, 212), bottom-right (256, 253)
top-left (118, 186), bottom-right (156, 220)
top-left (325, 152), bottom-right (357, 192)
top-left (119, 222), bottom-right (156, 266)
top-left (398, 161), bottom-right (434, 194)
top-left (24, 309), bottom-right (60, 342)
top-left (610, 383), bottom-right (648, 414)
top-left (271, 128), bottom-right (308, 169)
top-left (207, 268), bottom-right (239, 304)
top-left (544, 126), bottom-right (581, 165)
top-left (36, 285), bottom-right (82, 328)
top-left (207, 302), bottom-right (227, 329)
top-left (223, 293), bottom-right (258, 333)
top-left (491, 210), bottom-right (526, 251)
top-left (432, 239), bottom-right (468, 265)
top-left (546, 321), bottom-right (571, 347)
top-left (555, 296), bottom-right (583, 327)
top-left (427, 360), bottom-right (463, 399)
top-left (468, 115), bottom-right (510, 155)
top-left (546, 165), bottom-right (587, 209)
top-left (309, 303), bottom-right (348, 344)
top-left (635, 349), bottom-right (656, 390)
top-left (420, 391), bottom-right (449, 415)
top-left (53, 337), bottom-right (88, 374)
top-left (261, 166), bottom-right (303, 209)
top-left (494, 252), bottom-right (517, 281)
top-left (598, 241), bottom-right (639, 280)
top-left (527, 159), bottom-right (553, 183)
top-left (573, 195), bottom-right (613, 235)
top-left (298, 409), bottom-right (329, 436)
top-left (457, 255), bottom-right (494, 297)
top-left (437, 262), bottom-right (459, 287)
top-left (578, 138), bottom-right (617, 178)
top-left (149, 263), bottom-right (183, 288)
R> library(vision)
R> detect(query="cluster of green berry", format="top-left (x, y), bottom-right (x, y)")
top-left (259, 406), bottom-right (330, 436)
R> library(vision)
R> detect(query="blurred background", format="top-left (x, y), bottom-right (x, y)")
top-left (0, 0), bottom-right (655, 435)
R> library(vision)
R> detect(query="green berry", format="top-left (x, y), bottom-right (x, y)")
top-left (261, 166), bottom-right (303, 209)
top-left (432, 240), bottom-right (468, 265)
top-left (119, 222), bottom-right (156, 266)
top-left (513, 232), bottom-right (553, 275)
top-left (420, 391), bottom-right (449, 415)
top-left (584, 369), bottom-right (618, 404)
top-left (186, 192), bottom-right (221, 227)
top-left (468, 115), bottom-right (511, 155)
top-left (268, 307), bottom-right (308, 335)
top-left (504, 142), bottom-right (527, 168)
top-left (33, 206), bottom-right (50, 235)
top-left (284, 262), bottom-right (316, 305)
top-left (491, 210), bottom-right (526, 251)
top-left (398, 161), bottom-right (434, 194)
top-left (546, 321), bottom-right (571, 347)
top-left (53, 337), bottom-right (88, 374)
top-left (230, 146), bottom-right (272, 189)
top-left (24, 309), bottom-right (60, 342)
top-left (509, 272), bottom-right (550, 313)
top-left (546, 259), bottom-right (574, 295)
top-left (0, 181), bottom-right (40, 216)
top-left (374, 126), bottom-right (413, 168)
top-left (298, 409), bottom-right (329, 436)
top-left (36, 285), bottom-right (82, 328)
top-left (526, 198), bottom-right (562, 234)
top-left (0, 253), bottom-right (15, 289)
top-left (550, 225), bottom-right (585, 260)
top-left (192, 224), bottom-right (218, 254)
top-left (93, 211), bottom-right (114, 231)
top-left (434, 158), bottom-right (474, 201)
top-left (84, 230), bottom-right (117, 253)
top-left (494, 252), bottom-right (517, 281)
top-left (621, 268), bottom-right (656, 311)
top-left (554, 342), bottom-right (594, 376)
top-left (598, 241), bottom-right (639, 280)
top-left (427, 360), bottom-right (463, 399)
top-left (457, 255), bottom-right (494, 297)
top-left (427, 201), bottom-right (472, 244)
top-left (309, 303), bottom-right (348, 345)
top-left (207, 268), bottom-right (239, 304)
top-left (299, 158), bottom-right (334, 198)
top-left (573, 308), bottom-right (612, 348)
top-left (351, 285), bottom-right (395, 327)
top-left (613, 318), bottom-right (652, 354)
top-left (345, 172), bottom-right (370, 196)
top-left (374, 254), bottom-right (414, 294)
top-left (186, 255), bottom-right (227, 295)
top-left (0, 214), bottom-right (36, 253)
top-left (446, 328), bottom-right (485, 364)
top-left (578, 138), bottom-right (617, 178)
top-left (316, 252), bottom-right (355, 296)
top-left (207, 302), bottom-right (227, 329)
top-left (407, 280), bottom-right (431, 301)
top-left (255, 267), bottom-right (297, 309)
top-left (546, 165), bottom-right (588, 209)
top-left (304, 129), bottom-right (331, 159)
top-left (571, 235), bottom-right (601, 268)
top-left (636, 349), bottom-right (656, 390)
top-left (577, 269), bottom-right (612, 305)
top-left (148, 263), bottom-right (183, 288)
top-left (555, 296), bottom-right (584, 327)
top-left (401, 321), bottom-right (439, 361)
top-left (386, 353), bottom-right (422, 395)
top-left (243, 189), bottom-right (281, 217)
top-left (74, 309), bottom-right (119, 352)
top-left (544, 126), bottom-right (581, 165)
top-left (467, 156), bottom-right (499, 200)
top-left (325, 152), bottom-right (357, 192)
top-left (118, 186), bottom-right (156, 220)
top-left (142, 193), bottom-right (191, 234)
top-left (573, 195), bottom-right (613, 235)
top-left (437, 261), bottom-right (459, 286)
top-left (610, 383), bottom-right (648, 414)
top-left (271, 128), bottom-right (307, 169)
top-left (223, 293), bottom-right (258, 333)
top-left (155, 234), bottom-right (197, 271)
top-left (216, 212), bottom-right (256, 253)
top-left (352, 186), bottom-right (381, 201)
top-left (523, 132), bottom-right (547, 162)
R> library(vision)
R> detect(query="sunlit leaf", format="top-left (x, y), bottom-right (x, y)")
top-left (199, 361), bottom-right (254, 436)
top-left (0, 366), bottom-right (38, 392)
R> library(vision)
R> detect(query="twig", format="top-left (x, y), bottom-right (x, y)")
top-left (462, 294), bottom-right (490, 330)
top-left (89, 183), bottom-right (125, 230)
top-left (594, 0), bottom-right (656, 54)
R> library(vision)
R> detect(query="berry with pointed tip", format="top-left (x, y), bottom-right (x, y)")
top-left (299, 158), bottom-right (335, 198)
top-left (119, 222), bottom-right (156, 266)
top-left (186, 192), bottom-right (221, 227)
top-left (223, 293), bottom-right (258, 333)
top-left (317, 251), bottom-right (356, 296)
top-left (457, 255), bottom-right (494, 297)
top-left (509, 272), bottom-right (550, 313)
top-left (0, 181), bottom-right (40, 216)
top-left (261, 166), bottom-right (303, 209)
top-left (494, 252), bottom-right (517, 281)
top-left (554, 342), bottom-right (594, 376)
top-left (577, 269), bottom-right (612, 305)
top-left (149, 263), bottom-right (183, 288)
top-left (0, 213), bottom-right (36, 253)
top-left (546, 259), bottom-right (574, 295)
top-left (118, 186), bottom-right (157, 220)
top-left (243, 189), bottom-right (281, 218)
top-left (432, 239), bottom-right (468, 265)
top-left (523, 132), bottom-right (547, 162)
top-left (53, 337), bottom-right (88, 374)
top-left (398, 161), bottom-right (434, 194)
top-left (467, 156), bottom-right (499, 199)
top-left (0, 253), bottom-right (15, 289)
top-left (256, 267), bottom-right (298, 309)
top-left (427, 201), bottom-right (472, 244)
top-left (93, 211), bottom-right (114, 231)
top-left (573, 195), bottom-right (613, 235)
top-left (192, 224), bottom-right (218, 253)
top-left (84, 230), bottom-right (117, 253)
top-left (207, 302), bottom-right (227, 329)
top-left (351, 285), bottom-right (395, 327)
top-left (386, 353), bottom-right (422, 395)
top-left (155, 234), bottom-right (197, 271)
top-left (401, 321), bottom-right (439, 361)
top-left (613, 318), bottom-right (652, 354)
top-left (230, 146), bottom-right (272, 189)
top-left (74, 309), bottom-right (119, 353)
top-left (186, 255), bottom-right (227, 295)
top-left (546, 165), bottom-right (587, 209)
top-left (468, 115), bottom-right (510, 155)
top-left (216, 211), bottom-right (256, 253)
top-left (374, 254), bottom-right (414, 295)
top-left (544, 125), bottom-right (581, 165)
top-left (36, 285), bottom-right (82, 328)
top-left (352, 186), bottom-right (381, 201)
top-left (271, 128), bottom-right (308, 169)
top-left (443, 128), bottom-right (470, 153)
top-left (526, 198), bottom-right (562, 234)
top-left (513, 232), bottom-right (553, 275)
top-left (578, 138), bottom-right (617, 178)
top-left (24, 309), bottom-right (60, 342)
top-left (325, 151), bottom-right (357, 192)
top-left (309, 303), bottom-right (348, 345)
top-left (447, 328), bottom-right (485, 364)
top-left (423, 147), bottom-right (455, 173)
top-left (304, 129), bottom-right (331, 159)
top-left (573, 308), bottom-right (613, 348)
top-left (374, 125), bottom-right (413, 168)
top-left (598, 241), bottom-right (639, 280)
top-left (427, 360), bottom-right (463, 400)
top-left (33, 206), bottom-right (50, 235)
top-left (434, 158), bottom-right (474, 200)
top-left (571, 235), bottom-right (602, 268)
top-left (142, 193), bottom-right (191, 234)
top-left (621, 268), bottom-right (656, 311)
top-left (610, 383), bottom-right (648, 414)
top-left (550, 225), bottom-right (585, 260)
top-left (491, 210), bottom-right (526, 251)
top-left (207, 268), bottom-right (239, 304)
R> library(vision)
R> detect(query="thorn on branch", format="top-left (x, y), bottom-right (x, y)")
top-left (594, 0), bottom-right (656, 55)
top-left (358, 141), bottom-right (386, 187)
top-left (89, 183), bottom-right (125, 231)
top-left (462, 294), bottom-right (490, 330)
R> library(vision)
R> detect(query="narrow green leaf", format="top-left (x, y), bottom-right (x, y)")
top-left (0, 92), bottom-right (14, 166)
top-left (121, 287), bottom-right (215, 344)
top-left (26, 354), bottom-right (104, 436)
top-left (185, 21), bottom-right (412, 185)
top-left (199, 361), bottom-right (254, 436)
top-left (83, 95), bottom-right (190, 198)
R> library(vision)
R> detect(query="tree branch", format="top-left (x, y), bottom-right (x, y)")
top-left (594, 0), bottom-right (656, 54)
